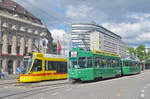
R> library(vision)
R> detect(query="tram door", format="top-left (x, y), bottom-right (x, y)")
top-left (8, 60), bottom-right (13, 74)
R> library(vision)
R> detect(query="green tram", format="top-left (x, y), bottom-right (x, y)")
top-left (68, 48), bottom-right (121, 82)
top-left (121, 59), bottom-right (141, 75)
top-left (68, 48), bottom-right (141, 82)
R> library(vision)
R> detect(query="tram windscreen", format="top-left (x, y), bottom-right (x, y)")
top-left (69, 57), bottom-right (86, 69)
top-left (69, 58), bottom-right (79, 69)
top-left (22, 55), bottom-right (34, 74)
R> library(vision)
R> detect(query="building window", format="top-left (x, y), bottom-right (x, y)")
top-left (32, 29), bottom-right (35, 33)
top-left (17, 61), bottom-right (21, 67)
top-left (8, 45), bottom-right (11, 54)
top-left (8, 22), bottom-right (12, 29)
top-left (24, 47), bottom-right (28, 55)
top-left (25, 39), bottom-right (28, 46)
top-left (0, 44), bottom-right (2, 53)
top-left (16, 46), bottom-right (20, 55)
top-left (16, 25), bottom-right (21, 31)
top-left (8, 35), bottom-right (12, 44)
top-left (24, 27), bottom-right (28, 32)
top-left (16, 36), bottom-right (20, 46)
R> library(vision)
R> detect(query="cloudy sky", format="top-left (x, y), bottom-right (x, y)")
top-left (14, 0), bottom-right (150, 47)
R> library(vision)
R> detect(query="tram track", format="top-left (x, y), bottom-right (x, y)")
top-left (20, 81), bottom-right (68, 88)
top-left (0, 83), bottom-right (68, 99)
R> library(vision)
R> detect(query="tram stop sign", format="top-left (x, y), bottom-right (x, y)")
top-left (17, 67), bottom-right (21, 73)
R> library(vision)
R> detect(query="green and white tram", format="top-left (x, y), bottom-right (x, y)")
top-left (68, 48), bottom-right (121, 82)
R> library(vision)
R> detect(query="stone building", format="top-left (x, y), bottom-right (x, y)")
top-left (0, 0), bottom-right (53, 74)
top-left (71, 22), bottom-right (128, 58)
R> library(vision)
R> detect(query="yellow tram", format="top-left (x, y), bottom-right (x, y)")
top-left (19, 53), bottom-right (68, 82)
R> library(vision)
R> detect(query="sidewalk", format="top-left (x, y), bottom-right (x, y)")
top-left (0, 74), bottom-right (19, 85)
top-left (0, 74), bottom-right (19, 80)
top-left (0, 79), bottom-right (17, 85)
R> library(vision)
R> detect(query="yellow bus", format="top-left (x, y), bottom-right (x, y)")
top-left (19, 53), bottom-right (68, 82)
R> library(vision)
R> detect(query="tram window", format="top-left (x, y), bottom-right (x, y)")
top-left (107, 58), bottom-right (112, 67)
top-left (101, 58), bottom-right (107, 67)
top-left (78, 57), bottom-right (86, 68)
top-left (112, 59), bottom-right (116, 67)
top-left (129, 62), bottom-right (131, 66)
top-left (56, 62), bottom-right (67, 73)
top-left (125, 62), bottom-right (128, 66)
top-left (69, 60), bottom-right (77, 69)
top-left (133, 62), bottom-right (136, 67)
top-left (45, 61), bottom-right (56, 71)
top-left (87, 57), bottom-right (92, 68)
top-left (31, 59), bottom-right (42, 71)
top-left (116, 60), bottom-right (120, 67)
top-left (95, 57), bottom-right (99, 68)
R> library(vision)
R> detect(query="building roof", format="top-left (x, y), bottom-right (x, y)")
top-left (72, 22), bottom-right (122, 39)
top-left (0, 0), bottom-right (39, 20)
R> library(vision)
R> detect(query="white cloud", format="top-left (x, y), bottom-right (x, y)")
top-left (136, 33), bottom-right (150, 41)
top-left (66, 5), bottom-right (93, 18)
top-left (50, 29), bottom-right (66, 43)
top-left (102, 20), bottom-right (150, 45)
top-left (127, 13), bottom-right (150, 21)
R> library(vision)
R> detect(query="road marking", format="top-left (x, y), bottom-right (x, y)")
top-left (141, 90), bottom-right (144, 93)
top-left (117, 93), bottom-right (120, 97)
top-left (51, 92), bottom-right (59, 96)
top-left (140, 94), bottom-right (144, 98)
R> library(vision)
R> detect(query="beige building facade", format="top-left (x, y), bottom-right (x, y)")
top-left (0, 0), bottom-right (53, 74)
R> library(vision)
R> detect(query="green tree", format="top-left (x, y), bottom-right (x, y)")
top-left (128, 47), bottom-right (136, 55)
top-left (145, 48), bottom-right (150, 66)
top-left (136, 44), bottom-right (146, 61)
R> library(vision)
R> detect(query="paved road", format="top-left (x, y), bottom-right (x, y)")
top-left (0, 70), bottom-right (150, 99)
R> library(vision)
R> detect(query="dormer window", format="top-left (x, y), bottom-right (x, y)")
top-left (13, 5), bottom-right (17, 11)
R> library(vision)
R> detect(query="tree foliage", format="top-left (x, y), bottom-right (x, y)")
top-left (128, 47), bottom-right (136, 55)
top-left (128, 44), bottom-right (150, 66)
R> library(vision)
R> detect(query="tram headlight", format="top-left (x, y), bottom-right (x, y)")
top-left (71, 51), bottom-right (78, 57)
